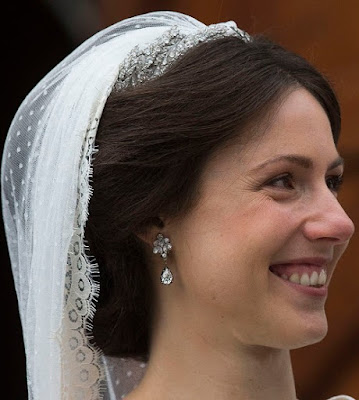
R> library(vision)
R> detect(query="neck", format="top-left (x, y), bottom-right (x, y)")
top-left (126, 306), bottom-right (298, 400)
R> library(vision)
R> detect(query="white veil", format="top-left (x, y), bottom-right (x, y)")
top-left (1, 10), bottom-right (250, 400)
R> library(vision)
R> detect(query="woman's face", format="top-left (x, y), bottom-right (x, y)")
top-left (161, 88), bottom-right (355, 350)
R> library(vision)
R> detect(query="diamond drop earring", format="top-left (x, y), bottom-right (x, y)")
top-left (152, 233), bottom-right (173, 285)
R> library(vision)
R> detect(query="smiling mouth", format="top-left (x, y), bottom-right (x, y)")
top-left (269, 265), bottom-right (327, 288)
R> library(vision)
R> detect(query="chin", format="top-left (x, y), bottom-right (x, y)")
top-left (287, 316), bottom-right (329, 350)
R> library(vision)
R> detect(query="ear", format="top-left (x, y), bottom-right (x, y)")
top-left (135, 216), bottom-right (166, 247)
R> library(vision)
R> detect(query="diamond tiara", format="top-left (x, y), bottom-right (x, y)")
top-left (114, 24), bottom-right (251, 91)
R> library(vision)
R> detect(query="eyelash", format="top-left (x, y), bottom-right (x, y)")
top-left (266, 173), bottom-right (344, 193)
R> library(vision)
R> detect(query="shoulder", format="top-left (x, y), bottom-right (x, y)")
top-left (326, 396), bottom-right (357, 400)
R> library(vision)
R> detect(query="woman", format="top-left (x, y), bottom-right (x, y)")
top-left (1, 10), bottom-right (356, 400)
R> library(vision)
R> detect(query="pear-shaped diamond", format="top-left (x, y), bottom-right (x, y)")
top-left (160, 266), bottom-right (173, 285)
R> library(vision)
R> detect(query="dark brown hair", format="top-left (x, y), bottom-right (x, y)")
top-left (85, 34), bottom-right (341, 361)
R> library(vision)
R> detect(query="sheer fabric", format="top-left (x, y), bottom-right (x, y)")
top-left (1, 10), bottom-right (248, 400)
top-left (1, 9), bottom-right (356, 400)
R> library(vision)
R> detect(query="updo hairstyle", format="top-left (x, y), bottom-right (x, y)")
top-left (85, 34), bottom-right (341, 361)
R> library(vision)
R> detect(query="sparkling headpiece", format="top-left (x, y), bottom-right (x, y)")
top-left (1, 10), bottom-right (252, 399)
top-left (114, 24), bottom-right (251, 91)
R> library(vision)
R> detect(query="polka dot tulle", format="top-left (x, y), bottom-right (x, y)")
top-left (2, 10), bottom-right (357, 400)
top-left (1, 63), bottom-right (107, 399)
top-left (103, 357), bottom-right (147, 399)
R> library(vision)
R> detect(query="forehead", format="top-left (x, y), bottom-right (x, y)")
top-left (260, 88), bottom-right (332, 142)
top-left (201, 88), bottom-right (339, 181)
top-left (245, 88), bottom-right (336, 163)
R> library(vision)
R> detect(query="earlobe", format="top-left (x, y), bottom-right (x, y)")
top-left (135, 216), bottom-right (166, 246)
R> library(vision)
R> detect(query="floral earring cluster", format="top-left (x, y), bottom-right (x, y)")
top-left (152, 233), bottom-right (173, 285)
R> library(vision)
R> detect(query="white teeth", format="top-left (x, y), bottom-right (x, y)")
top-left (310, 271), bottom-right (319, 286)
top-left (289, 273), bottom-right (300, 284)
top-left (300, 273), bottom-right (310, 286)
top-left (280, 269), bottom-right (327, 287)
top-left (318, 269), bottom-right (327, 285)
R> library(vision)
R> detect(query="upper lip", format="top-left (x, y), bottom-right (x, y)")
top-left (270, 257), bottom-right (332, 268)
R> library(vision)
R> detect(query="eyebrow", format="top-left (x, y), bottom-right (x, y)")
top-left (250, 154), bottom-right (344, 173)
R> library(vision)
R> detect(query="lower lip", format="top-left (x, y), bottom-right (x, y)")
top-left (269, 270), bottom-right (328, 297)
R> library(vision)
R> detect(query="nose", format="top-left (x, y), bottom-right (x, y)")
top-left (303, 190), bottom-right (355, 244)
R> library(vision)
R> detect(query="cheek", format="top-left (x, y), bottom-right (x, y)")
top-left (221, 199), bottom-right (299, 264)
top-left (173, 198), bottom-right (298, 305)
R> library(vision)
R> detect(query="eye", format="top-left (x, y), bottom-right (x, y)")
top-left (265, 173), bottom-right (344, 193)
top-left (266, 173), bottom-right (294, 190)
top-left (326, 174), bottom-right (344, 193)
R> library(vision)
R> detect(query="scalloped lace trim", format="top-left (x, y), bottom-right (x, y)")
top-left (61, 115), bottom-right (104, 399)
